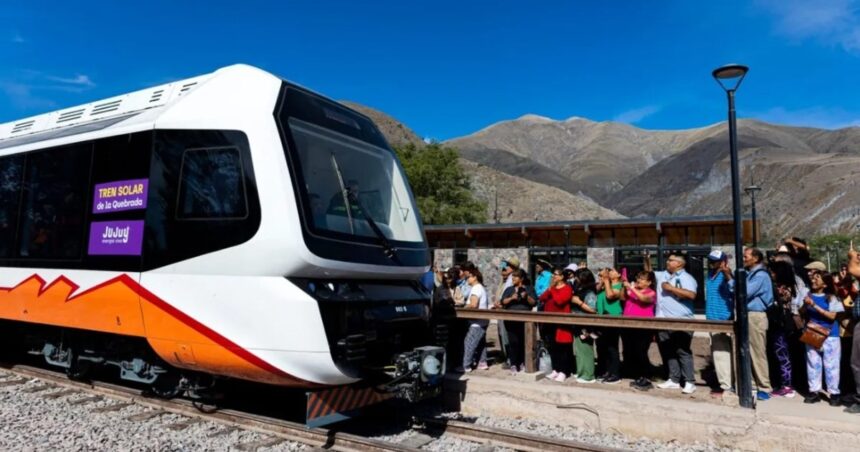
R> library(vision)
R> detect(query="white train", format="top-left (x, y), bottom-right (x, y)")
top-left (0, 65), bottom-right (445, 420)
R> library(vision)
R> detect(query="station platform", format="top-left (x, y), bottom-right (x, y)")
top-left (443, 323), bottom-right (860, 451)
top-left (444, 370), bottom-right (860, 451)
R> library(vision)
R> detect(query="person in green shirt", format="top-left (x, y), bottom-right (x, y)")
top-left (571, 269), bottom-right (598, 383)
top-left (596, 267), bottom-right (624, 384)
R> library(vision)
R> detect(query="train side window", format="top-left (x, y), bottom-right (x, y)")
top-left (17, 143), bottom-right (92, 260)
top-left (176, 147), bottom-right (248, 220)
top-left (0, 155), bottom-right (24, 258)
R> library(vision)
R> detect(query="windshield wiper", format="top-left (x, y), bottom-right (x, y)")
top-left (330, 153), bottom-right (355, 235)
top-left (330, 154), bottom-right (400, 264)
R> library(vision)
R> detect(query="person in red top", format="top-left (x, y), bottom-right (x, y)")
top-left (622, 270), bottom-right (658, 390)
top-left (539, 266), bottom-right (574, 381)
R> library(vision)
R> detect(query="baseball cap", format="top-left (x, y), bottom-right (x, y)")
top-left (707, 250), bottom-right (728, 262)
top-left (804, 261), bottom-right (827, 272)
top-left (565, 263), bottom-right (579, 272)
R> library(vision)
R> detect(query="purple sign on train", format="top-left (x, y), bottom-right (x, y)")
top-left (93, 179), bottom-right (148, 214)
top-left (87, 220), bottom-right (144, 256)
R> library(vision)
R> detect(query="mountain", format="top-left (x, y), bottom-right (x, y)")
top-left (344, 102), bottom-right (624, 223)
top-left (448, 116), bottom-right (860, 238)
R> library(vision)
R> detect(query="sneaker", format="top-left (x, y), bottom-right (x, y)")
top-left (553, 372), bottom-right (567, 382)
top-left (829, 396), bottom-right (843, 407)
top-left (771, 386), bottom-right (796, 398)
top-left (632, 378), bottom-right (653, 391)
top-left (845, 403), bottom-right (860, 414)
top-left (756, 390), bottom-right (770, 401)
top-left (547, 370), bottom-right (559, 380)
top-left (477, 362), bottom-right (489, 371)
top-left (682, 383), bottom-right (697, 394)
top-left (804, 393), bottom-right (821, 404)
top-left (501, 362), bottom-right (511, 370)
top-left (601, 376), bottom-right (621, 384)
top-left (576, 377), bottom-right (596, 384)
top-left (657, 380), bottom-right (681, 390)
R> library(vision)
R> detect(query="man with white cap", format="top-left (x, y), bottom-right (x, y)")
top-left (705, 250), bottom-right (734, 396)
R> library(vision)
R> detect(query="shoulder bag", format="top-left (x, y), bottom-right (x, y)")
top-left (799, 321), bottom-right (830, 350)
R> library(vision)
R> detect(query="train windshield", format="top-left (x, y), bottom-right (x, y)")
top-left (289, 117), bottom-right (423, 244)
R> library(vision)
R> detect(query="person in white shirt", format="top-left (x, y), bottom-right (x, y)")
top-left (457, 269), bottom-right (490, 372)
top-left (646, 253), bottom-right (698, 394)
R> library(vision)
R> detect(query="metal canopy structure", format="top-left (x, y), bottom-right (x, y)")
top-left (424, 215), bottom-right (757, 250)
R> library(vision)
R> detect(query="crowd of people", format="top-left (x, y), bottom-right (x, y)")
top-left (431, 237), bottom-right (860, 412)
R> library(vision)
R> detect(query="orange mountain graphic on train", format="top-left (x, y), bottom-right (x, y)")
top-left (0, 274), bottom-right (306, 386)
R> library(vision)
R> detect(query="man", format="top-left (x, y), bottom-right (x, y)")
top-left (646, 253), bottom-right (698, 394)
top-left (495, 257), bottom-right (519, 368)
top-left (534, 258), bottom-right (552, 297)
top-left (728, 247), bottom-right (774, 400)
top-left (705, 250), bottom-right (734, 396)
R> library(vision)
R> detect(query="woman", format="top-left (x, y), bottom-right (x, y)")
top-left (457, 269), bottom-right (490, 373)
top-left (596, 268), bottom-right (624, 384)
top-left (769, 261), bottom-right (801, 398)
top-left (622, 270), bottom-right (657, 390)
top-left (571, 268), bottom-right (598, 383)
top-left (539, 267), bottom-right (574, 382)
top-left (500, 269), bottom-right (537, 374)
top-left (802, 270), bottom-right (844, 405)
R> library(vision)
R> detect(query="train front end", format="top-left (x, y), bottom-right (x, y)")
top-left (273, 82), bottom-right (446, 412)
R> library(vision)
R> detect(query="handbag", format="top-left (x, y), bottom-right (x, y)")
top-left (799, 321), bottom-right (830, 349)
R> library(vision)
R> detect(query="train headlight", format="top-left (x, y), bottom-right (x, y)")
top-left (416, 346), bottom-right (446, 384)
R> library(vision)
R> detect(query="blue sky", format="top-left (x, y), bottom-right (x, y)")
top-left (3, 1), bottom-right (860, 140)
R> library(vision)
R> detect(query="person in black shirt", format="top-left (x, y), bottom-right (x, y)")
top-left (500, 269), bottom-right (537, 374)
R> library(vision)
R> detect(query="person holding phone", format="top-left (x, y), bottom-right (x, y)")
top-left (500, 269), bottom-right (537, 374)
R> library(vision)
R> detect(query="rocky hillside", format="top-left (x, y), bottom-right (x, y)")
top-left (448, 116), bottom-right (860, 238)
top-left (344, 102), bottom-right (624, 223)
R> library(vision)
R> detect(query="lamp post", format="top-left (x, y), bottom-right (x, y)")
top-left (745, 178), bottom-right (761, 247)
top-left (713, 63), bottom-right (754, 409)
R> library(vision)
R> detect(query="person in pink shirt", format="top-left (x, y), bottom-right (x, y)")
top-left (622, 270), bottom-right (658, 390)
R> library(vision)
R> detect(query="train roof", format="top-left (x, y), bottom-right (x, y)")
top-left (0, 64), bottom-right (278, 152)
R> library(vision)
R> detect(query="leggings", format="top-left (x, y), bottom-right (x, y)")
top-left (772, 331), bottom-right (793, 389)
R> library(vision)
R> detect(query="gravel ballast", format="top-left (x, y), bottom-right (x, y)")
top-left (0, 372), bottom-right (307, 451)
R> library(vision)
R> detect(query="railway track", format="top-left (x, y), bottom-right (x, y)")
top-left (0, 363), bottom-right (626, 452)
top-left (0, 363), bottom-right (413, 452)
top-left (412, 417), bottom-right (627, 452)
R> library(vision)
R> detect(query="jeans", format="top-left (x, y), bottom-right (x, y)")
top-left (463, 325), bottom-right (488, 368)
top-left (658, 330), bottom-right (694, 385)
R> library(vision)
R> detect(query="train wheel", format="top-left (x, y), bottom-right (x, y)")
top-left (65, 349), bottom-right (92, 381)
top-left (150, 372), bottom-right (184, 399)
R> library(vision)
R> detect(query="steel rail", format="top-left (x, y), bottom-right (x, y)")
top-left (413, 417), bottom-right (628, 452)
top-left (0, 364), bottom-right (417, 452)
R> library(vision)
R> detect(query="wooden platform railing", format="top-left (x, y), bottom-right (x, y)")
top-left (453, 308), bottom-right (736, 375)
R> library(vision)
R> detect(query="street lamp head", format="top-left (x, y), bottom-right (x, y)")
top-left (712, 64), bottom-right (749, 92)
top-left (744, 184), bottom-right (761, 195)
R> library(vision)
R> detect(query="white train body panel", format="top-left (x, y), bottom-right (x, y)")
top-left (0, 65), bottom-right (434, 388)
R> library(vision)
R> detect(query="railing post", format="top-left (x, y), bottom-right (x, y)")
top-left (524, 322), bottom-right (536, 373)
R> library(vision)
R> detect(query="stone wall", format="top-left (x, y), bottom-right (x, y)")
top-left (587, 247), bottom-right (614, 270)
top-left (467, 248), bottom-right (530, 301)
top-left (433, 249), bottom-right (454, 270)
